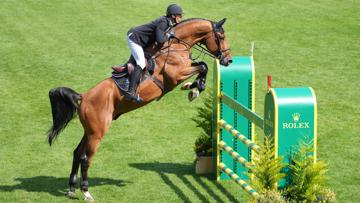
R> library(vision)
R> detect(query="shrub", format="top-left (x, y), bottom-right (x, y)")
top-left (282, 141), bottom-right (335, 202)
top-left (192, 91), bottom-right (213, 156)
top-left (255, 190), bottom-right (286, 203)
top-left (248, 135), bottom-right (286, 193)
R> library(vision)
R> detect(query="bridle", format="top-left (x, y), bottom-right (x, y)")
top-left (167, 22), bottom-right (230, 62)
top-left (211, 22), bottom-right (231, 61)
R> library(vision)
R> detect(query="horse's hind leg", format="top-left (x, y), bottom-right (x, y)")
top-left (73, 82), bottom-right (115, 201)
top-left (66, 136), bottom-right (87, 199)
top-left (79, 134), bottom-right (102, 202)
top-left (78, 112), bottom-right (112, 201)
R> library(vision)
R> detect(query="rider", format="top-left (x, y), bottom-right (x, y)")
top-left (113, 4), bottom-right (183, 102)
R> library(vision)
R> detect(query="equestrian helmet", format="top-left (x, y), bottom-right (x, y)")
top-left (166, 4), bottom-right (183, 16)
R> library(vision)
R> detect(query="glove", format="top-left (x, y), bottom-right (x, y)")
top-left (166, 30), bottom-right (175, 39)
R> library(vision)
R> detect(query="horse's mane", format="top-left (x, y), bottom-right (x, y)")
top-left (174, 18), bottom-right (214, 27)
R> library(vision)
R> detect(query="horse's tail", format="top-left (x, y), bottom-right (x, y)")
top-left (47, 87), bottom-right (82, 146)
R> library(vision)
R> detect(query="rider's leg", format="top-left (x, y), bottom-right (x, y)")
top-left (127, 65), bottom-right (142, 96)
top-left (126, 37), bottom-right (145, 102)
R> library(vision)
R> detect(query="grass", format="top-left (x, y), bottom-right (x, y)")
top-left (0, 0), bottom-right (359, 202)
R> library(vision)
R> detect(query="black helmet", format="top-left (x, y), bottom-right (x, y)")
top-left (166, 4), bottom-right (183, 16)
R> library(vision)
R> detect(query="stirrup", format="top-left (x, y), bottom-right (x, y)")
top-left (125, 92), bottom-right (143, 103)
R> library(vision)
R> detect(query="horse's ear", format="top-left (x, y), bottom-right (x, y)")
top-left (216, 18), bottom-right (227, 28)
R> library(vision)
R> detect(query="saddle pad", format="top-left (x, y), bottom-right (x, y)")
top-left (111, 74), bottom-right (129, 92)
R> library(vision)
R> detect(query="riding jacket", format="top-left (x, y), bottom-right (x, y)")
top-left (127, 16), bottom-right (172, 47)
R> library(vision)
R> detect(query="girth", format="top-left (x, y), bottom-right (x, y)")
top-left (150, 76), bottom-right (165, 98)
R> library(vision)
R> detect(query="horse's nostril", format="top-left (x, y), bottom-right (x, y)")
top-left (228, 59), bottom-right (233, 64)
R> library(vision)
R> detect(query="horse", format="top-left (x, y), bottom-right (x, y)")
top-left (47, 18), bottom-right (232, 201)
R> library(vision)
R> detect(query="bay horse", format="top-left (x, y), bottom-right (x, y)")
top-left (47, 18), bottom-right (232, 201)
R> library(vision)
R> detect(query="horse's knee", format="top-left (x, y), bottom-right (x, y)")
top-left (191, 61), bottom-right (208, 74)
top-left (197, 79), bottom-right (206, 92)
top-left (198, 62), bottom-right (208, 74)
top-left (201, 65), bottom-right (208, 74)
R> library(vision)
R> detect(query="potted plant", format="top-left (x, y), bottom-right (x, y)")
top-left (192, 91), bottom-right (214, 174)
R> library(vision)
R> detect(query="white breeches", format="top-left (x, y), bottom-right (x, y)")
top-left (127, 34), bottom-right (146, 69)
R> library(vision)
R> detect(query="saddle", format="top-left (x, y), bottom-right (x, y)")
top-left (112, 54), bottom-right (155, 76)
top-left (111, 54), bottom-right (158, 93)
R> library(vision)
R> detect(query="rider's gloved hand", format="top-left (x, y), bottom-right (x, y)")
top-left (166, 31), bottom-right (175, 39)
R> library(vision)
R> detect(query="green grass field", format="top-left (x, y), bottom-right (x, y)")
top-left (1, 0), bottom-right (359, 202)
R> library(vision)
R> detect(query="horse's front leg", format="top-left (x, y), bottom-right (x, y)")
top-left (180, 62), bottom-right (208, 101)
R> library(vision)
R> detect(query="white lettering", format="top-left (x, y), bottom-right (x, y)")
top-left (282, 122), bottom-right (310, 129)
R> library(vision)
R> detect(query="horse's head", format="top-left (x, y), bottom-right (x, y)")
top-left (203, 18), bottom-right (232, 66)
top-left (172, 18), bottom-right (232, 66)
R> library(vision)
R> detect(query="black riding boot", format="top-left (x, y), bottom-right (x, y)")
top-left (125, 65), bottom-right (143, 103)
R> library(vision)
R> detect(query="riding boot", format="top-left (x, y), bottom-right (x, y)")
top-left (125, 65), bottom-right (143, 103)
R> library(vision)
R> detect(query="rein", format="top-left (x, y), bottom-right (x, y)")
top-left (149, 21), bottom-right (229, 97)
top-left (154, 35), bottom-right (225, 63)
top-left (172, 37), bottom-right (217, 61)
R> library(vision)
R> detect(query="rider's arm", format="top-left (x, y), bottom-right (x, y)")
top-left (155, 18), bottom-right (170, 44)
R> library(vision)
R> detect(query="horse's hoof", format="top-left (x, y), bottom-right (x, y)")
top-left (188, 89), bottom-right (199, 101)
top-left (181, 82), bottom-right (192, 90)
top-left (66, 191), bottom-right (77, 199)
top-left (82, 191), bottom-right (95, 202)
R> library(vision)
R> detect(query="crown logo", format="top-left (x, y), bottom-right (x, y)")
top-left (292, 113), bottom-right (300, 122)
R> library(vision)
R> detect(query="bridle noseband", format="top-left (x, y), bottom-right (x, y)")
top-left (211, 23), bottom-right (231, 61)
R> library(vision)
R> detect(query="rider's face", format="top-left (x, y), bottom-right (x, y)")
top-left (171, 14), bottom-right (182, 24)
